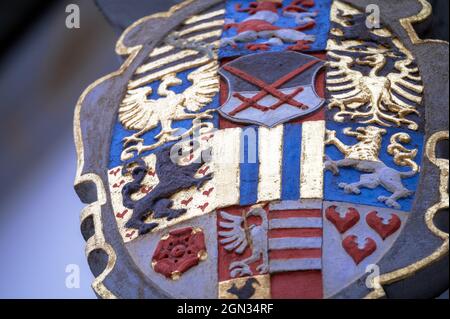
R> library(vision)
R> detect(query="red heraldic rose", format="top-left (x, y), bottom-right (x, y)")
top-left (152, 227), bottom-right (207, 280)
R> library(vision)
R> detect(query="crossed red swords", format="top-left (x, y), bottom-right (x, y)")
top-left (223, 59), bottom-right (320, 116)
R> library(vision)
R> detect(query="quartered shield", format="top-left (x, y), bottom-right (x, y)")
top-left (74, 0), bottom-right (449, 299)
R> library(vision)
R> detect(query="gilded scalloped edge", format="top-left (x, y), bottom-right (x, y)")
top-left (74, 0), bottom-right (449, 299)
top-left (115, 0), bottom-right (195, 55)
top-left (74, 0), bottom-right (196, 299)
top-left (365, 131), bottom-right (449, 299)
top-left (364, 0), bottom-right (449, 299)
top-left (400, 0), bottom-right (449, 45)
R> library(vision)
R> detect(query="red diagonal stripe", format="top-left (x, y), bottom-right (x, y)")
top-left (223, 59), bottom-right (320, 115)
top-left (225, 65), bottom-right (306, 113)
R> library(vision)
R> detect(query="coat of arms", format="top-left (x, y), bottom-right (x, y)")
top-left (75, 0), bottom-right (448, 299)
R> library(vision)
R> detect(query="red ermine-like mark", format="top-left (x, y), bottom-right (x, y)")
top-left (112, 180), bottom-right (125, 188)
top-left (202, 187), bottom-right (214, 197)
top-left (198, 202), bottom-right (209, 212)
top-left (181, 197), bottom-right (193, 206)
top-left (109, 168), bottom-right (121, 176)
top-left (116, 209), bottom-right (129, 219)
top-left (198, 166), bottom-right (210, 176)
top-left (141, 185), bottom-right (154, 194)
top-left (125, 231), bottom-right (136, 238)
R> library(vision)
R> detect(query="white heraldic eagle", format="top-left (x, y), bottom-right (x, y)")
top-left (118, 61), bottom-right (219, 160)
top-left (218, 208), bottom-right (269, 278)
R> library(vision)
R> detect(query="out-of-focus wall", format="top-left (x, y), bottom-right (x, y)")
top-left (0, 0), bottom-right (118, 298)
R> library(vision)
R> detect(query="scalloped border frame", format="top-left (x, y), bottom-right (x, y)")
top-left (74, 0), bottom-right (449, 299)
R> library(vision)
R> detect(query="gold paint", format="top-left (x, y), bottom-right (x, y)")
top-left (427, 132), bottom-right (449, 206)
top-left (150, 33), bottom-right (222, 57)
top-left (138, 18), bottom-right (224, 74)
top-left (121, 60), bottom-right (219, 161)
top-left (73, 47), bottom-right (141, 300)
top-left (74, 0), bottom-right (447, 299)
top-left (183, 9), bottom-right (225, 25)
top-left (400, 0), bottom-right (448, 45)
top-left (108, 135), bottom-right (218, 240)
top-left (177, 20), bottom-right (224, 37)
top-left (81, 176), bottom-right (117, 299)
top-left (108, 155), bottom-right (159, 242)
top-left (198, 250), bottom-right (208, 261)
top-left (300, 120), bottom-right (325, 199)
top-left (257, 125), bottom-right (283, 202)
top-left (128, 55), bottom-right (215, 89)
top-left (327, 1), bottom-right (423, 130)
top-left (115, 0), bottom-right (195, 55)
top-left (150, 45), bottom-right (184, 58)
top-left (365, 131), bottom-right (449, 299)
top-left (74, 0), bottom-right (199, 298)
top-left (136, 49), bottom-right (202, 75)
top-left (171, 271), bottom-right (181, 280)
top-left (326, 39), bottom-right (390, 54)
top-left (329, 0), bottom-right (360, 27)
top-left (211, 128), bottom-right (242, 208)
top-left (219, 274), bottom-right (271, 299)
top-left (387, 132), bottom-right (419, 174)
top-left (327, 50), bottom-right (422, 130)
top-left (330, 28), bottom-right (343, 36)
top-left (371, 27), bottom-right (392, 37)
top-left (362, 4), bottom-right (449, 296)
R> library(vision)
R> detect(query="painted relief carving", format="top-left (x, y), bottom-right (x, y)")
top-left (152, 227), bottom-right (208, 280)
top-left (220, 0), bottom-right (316, 50)
top-left (324, 126), bottom-right (419, 209)
top-left (218, 207), bottom-right (269, 277)
top-left (74, 0), bottom-right (448, 299)
top-left (121, 144), bottom-right (213, 235)
top-left (327, 0), bottom-right (423, 130)
top-left (119, 62), bottom-right (218, 161)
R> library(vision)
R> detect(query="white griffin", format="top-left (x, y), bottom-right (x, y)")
top-left (218, 207), bottom-right (269, 278)
top-left (118, 61), bottom-right (219, 160)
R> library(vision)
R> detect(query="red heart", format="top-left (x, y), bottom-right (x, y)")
top-left (366, 211), bottom-right (401, 240)
top-left (342, 235), bottom-right (377, 265)
top-left (325, 205), bottom-right (360, 233)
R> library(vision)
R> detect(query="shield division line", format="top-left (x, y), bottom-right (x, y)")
top-left (217, 200), bottom-right (324, 299)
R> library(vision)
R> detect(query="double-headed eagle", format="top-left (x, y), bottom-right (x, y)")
top-left (118, 61), bottom-right (219, 161)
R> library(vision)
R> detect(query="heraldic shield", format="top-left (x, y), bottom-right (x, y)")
top-left (219, 51), bottom-right (325, 127)
top-left (74, 0), bottom-right (449, 299)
